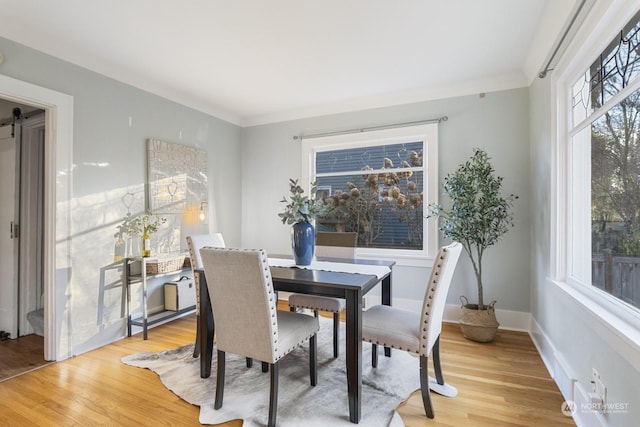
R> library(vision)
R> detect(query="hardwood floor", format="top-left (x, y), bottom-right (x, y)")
top-left (0, 334), bottom-right (49, 382)
top-left (402, 324), bottom-right (575, 426)
top-left (0, 306), bottom-right (575, 426)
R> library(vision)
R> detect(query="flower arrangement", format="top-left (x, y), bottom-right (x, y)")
top-left (115, 213), bottom-right (167, 257)
top-left (278, 178), bottom-right (329, 225)
top-left (127, 214), bottom-right (167, 237)
top-left (116, 213), bottom-right (166, 237)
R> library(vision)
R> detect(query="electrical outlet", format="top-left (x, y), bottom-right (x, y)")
top-left (595, 377), bottom-right (607, 398)
top-left (591, 368), bottom-right (607, 408)
top-left (592, 369), bottom-right (604, 393)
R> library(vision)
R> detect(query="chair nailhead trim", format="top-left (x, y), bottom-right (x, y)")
top-left (364, 338), bottom-right (421, 354)
top-left (289, 304), bottom-right (342, 313)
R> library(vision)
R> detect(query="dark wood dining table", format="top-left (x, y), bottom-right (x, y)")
top-left (196, 255), bottom-right (394, 424)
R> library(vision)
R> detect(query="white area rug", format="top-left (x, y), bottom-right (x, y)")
top-left (122, 316), bottom-right (422, 426)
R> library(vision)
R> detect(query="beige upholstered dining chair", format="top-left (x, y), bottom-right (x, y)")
top-left (362, 242), bottom-right (462, 419)
top-left (200, 247), bottom-right (320, 427)
top-left (186, 233), bottom-right (225, 358)
top-left (288, 231), bottom-right (357, 358)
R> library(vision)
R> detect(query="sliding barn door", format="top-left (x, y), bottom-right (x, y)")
top-left (0, 124), bottom-right (18, 338)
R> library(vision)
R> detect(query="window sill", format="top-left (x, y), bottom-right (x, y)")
top-left (552, 279), bottom-right (640, 371)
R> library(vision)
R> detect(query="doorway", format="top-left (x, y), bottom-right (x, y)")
top-left (0, 100), bottom-right (47, 379)
top-left (0, 73), bottom-right (74, 362)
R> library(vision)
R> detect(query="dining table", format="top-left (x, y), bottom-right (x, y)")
top-left (196, 255), bottom-right (395, 424)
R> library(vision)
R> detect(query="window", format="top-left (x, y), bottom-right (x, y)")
top-left (301, 124), bottom-right (438, 265)
top-left (566, 8), bottom-right (640, 311)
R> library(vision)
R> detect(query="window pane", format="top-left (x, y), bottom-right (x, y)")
top-left (571, 72), bottom-right (590, 126)
top-left (573, 9), bottom-right (640, 124)
top-left (592, 12), bottom-right (640, 107)
top-left (315, 142), bottom-right (424, 250)
top-left (591, 87), bottom-right (640, 309)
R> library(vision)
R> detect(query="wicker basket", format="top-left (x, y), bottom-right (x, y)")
top-left (182, 255), bottom-right (192, 269)
top-left (145, 255), bottom-right (186, 274)
top-left (459, 297), bottom-right (499, 343)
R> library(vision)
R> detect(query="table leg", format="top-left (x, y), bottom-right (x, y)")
top-left (142, 263), bottom-right (149, 340)
top-left (382, 274), bottom-right (392, 358)
top-left (345, 288), bottom-right (362, 423)
top-left (125, 260), bottom-right (132, 337)
top-left (199, 271), bottom-right (214, 378)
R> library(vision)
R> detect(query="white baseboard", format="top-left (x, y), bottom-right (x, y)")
top-left (530, 317), bottom-right (555, 374)
top-left (530, 318), bottom-right (606, 427)
top-left (530, 318), bottom-right (575, 403)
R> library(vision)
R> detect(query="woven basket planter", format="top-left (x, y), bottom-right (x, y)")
top-left (459, 297), bottom-right (499, 342)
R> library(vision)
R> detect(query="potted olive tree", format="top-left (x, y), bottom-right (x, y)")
top-left (428, 149), bottom-right (517, 342)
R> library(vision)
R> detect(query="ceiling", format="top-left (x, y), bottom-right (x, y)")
top-left (0, 0), bottom-right (577, 126)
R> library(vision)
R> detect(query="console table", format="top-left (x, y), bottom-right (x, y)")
top-left (124, 257), bottom-right (195, 339)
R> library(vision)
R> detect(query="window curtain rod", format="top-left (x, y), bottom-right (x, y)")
top-left (538, 0), bottom-right (589, 78)
top-left (292, 116), bottom-right (448, 141)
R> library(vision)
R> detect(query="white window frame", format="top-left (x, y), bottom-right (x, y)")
top-left (300, 123), bottom-right (438, 267)
top-left (552, 0), bottom-right (640, 360)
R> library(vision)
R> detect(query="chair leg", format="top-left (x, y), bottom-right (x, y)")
top-left (262, 361), bottom-right (270, 372)
top-left (214, 350), bottom-right (226, 410)
top-left (193, 314), bottom-right (201, 358)
top-left (289, 306), bottom-right (295, 312)
top-left (371, 343), bottom-right (378, 368)
top-left (313, 309), bottom-right (319, 317)
top-left (268, 361), bottom-right (279, 427)
top-left (332, 312), bottom-right (340, 358)
top-left (432, 335), bottom-right (444, 385)
top-left (309, 333), bottom-right (317, 386)
top-left (246, 357), bottom-right (253, 368)
top-left (419, 355), bottom-right (435, 418)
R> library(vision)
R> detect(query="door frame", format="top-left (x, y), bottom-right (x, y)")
top-left (0, 74), bottom-right (73, 361)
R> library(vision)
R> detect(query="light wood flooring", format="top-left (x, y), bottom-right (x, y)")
top-left (0, 304), bottom-right (575, 426)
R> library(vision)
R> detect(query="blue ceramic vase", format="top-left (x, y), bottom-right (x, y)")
top-left (291, 221), bottom-right (315, 266)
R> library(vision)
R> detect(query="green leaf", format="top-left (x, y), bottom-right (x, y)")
top-left (426, 148), bottom-right (517, 307)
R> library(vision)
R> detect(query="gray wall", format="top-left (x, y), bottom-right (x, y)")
top-left (241, 88), bottom-right (532, 311)
top-left (0, 37), bottom-right (243, 355)
top-left (529, 76), bottom-right (639, 426)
